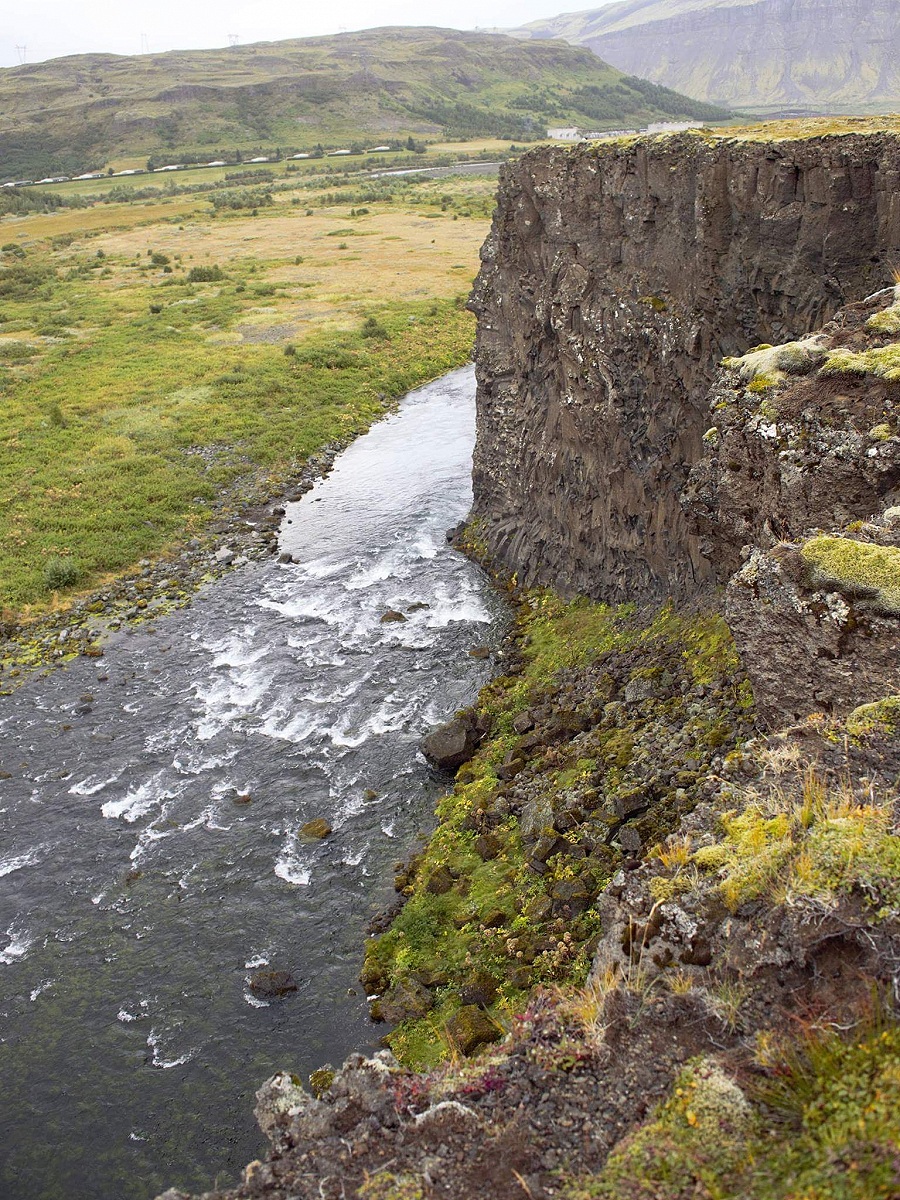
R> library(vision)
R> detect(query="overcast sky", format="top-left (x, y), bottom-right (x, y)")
top-left (0, 0), bottom-right (582, 69)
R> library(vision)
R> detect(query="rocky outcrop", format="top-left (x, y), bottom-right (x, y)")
top-left (684, 285), bottom-right (900, 722)
top-left (470, 132), bottom-right (900, 603)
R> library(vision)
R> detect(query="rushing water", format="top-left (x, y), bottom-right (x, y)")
top-left (0, 366), bottom-right (505, 1200)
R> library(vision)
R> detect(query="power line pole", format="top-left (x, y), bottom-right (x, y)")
top-left (15, 45), bottom-right (27, 64)
top-left (140, 33), bottom-right (149, 55)
top-left (228, 33), bottom-right (239, 47)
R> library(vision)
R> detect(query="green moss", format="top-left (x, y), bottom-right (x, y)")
top-left (692, 775), bottom-right (900, 918)
top-left (566, 1022), bottom-right (900, 1200)
top-left (565, 1058), bottom-right (754, 1199)
top-left (358, 1173), bottom-right (425, 1200)
top-left (846, 695), bottom-right (900, 738)
top-left (308, 1067), bottom-right (334, 1098)
top-left (869, 422), bottom-right (893, 442)
top-left (801, 536), bottom-right (900, 613)
top-left (747, 373), bottom-right (777, 393)
top-left (866, 300), bottom-right (900, 335)
top-left (722, 337), bottom-right (824, 387)
top-left (821, 342), bottom-right (900, 381)
top-left (369, 598), bottom-right (751, 1066)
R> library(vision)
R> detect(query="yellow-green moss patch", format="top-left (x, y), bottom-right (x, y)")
top-left (801, 536), bottom-right (900, 613)
top-left (846, 696), bottom-right (900, 738)
top-left (821, 342), bottom-right (900, 381)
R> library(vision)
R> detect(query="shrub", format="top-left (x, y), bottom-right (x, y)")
top-left (361, 316), bottom-right (389, 339)
top-left (186, 265), bottom-right (224, 283)
top-left (43, 557), bottom-right (79, 590)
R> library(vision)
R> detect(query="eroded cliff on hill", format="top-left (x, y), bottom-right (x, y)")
top-left (470, 131), bottom-right (900, 602)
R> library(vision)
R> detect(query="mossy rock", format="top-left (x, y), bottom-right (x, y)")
top-left (846, 695), bottom-right (900, 738)
top-left (459, 967), bottom-right (499, 1007)
top-left (474, 832), bottom-right (502, 860)
top-left (445, 1004), bottom-right (502, 1056)
top-left (360, 951), bottom-right (388, 995)
top-left (801, 536), bottom-right (900, 614)
top-left (300, 817), bottom-right (332, 839)
top-left (371, 978), bottom-right (435, 1024)
top-left (308, 1066), bottom-right (335, 1098)
top-left (425, 864), bottom-right (455, 894)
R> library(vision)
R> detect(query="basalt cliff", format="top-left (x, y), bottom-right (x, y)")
top-left (163, 132), bottom-right (900, 1200)
top-left (469, 132), bottom-right (900, 603)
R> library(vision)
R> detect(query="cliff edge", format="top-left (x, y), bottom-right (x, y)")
top-left (470, 130), bottom-right (900, 602)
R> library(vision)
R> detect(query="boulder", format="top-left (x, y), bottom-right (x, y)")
top-left (300, 818), bottom-right (332, 839)
top-left (419, 714), bottom-right (481, 770)
top-left (425, 864), bottom-right (455, 895)
top-left (248, 969), bottom-right (299, 999)
top-left (459, 968), bottom-right (499, 1007)
top-left (370, 978), bottom-right (434, 1023)
top-left (445, 1005), bottom-right (503, 1056)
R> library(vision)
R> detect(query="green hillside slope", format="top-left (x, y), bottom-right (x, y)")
top-left (515, 0), bottom-right (900, 113)
top-left (0, 27), bottom-right (728, 181)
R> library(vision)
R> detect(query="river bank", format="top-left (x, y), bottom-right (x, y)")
top-left (0, 337), bottom-right (475, 695)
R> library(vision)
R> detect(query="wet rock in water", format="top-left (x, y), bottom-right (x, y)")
top-left (406, 601), bottom-right (430, 612)
top-left (468, 646), bottom-right (491, 659)
top-left (277, 552), bottom-right (293, 564)
top-left (248, 970), bottom-right (299, 999)
top-left (233, 793), bottom-right (253, 806)
top-left (380, 609), bottom-right (407, 623)
top-left (420, 714), bottom-right (481, 770)
top-left (363, 788), bottom-right (379, 801)
top-left (445, 1005), bottom-right (502, 1056)
top-left (300, 818), bottom-right (332, 839)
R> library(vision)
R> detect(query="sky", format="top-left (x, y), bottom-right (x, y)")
top-left (0, 0), bottom-right (582, 69)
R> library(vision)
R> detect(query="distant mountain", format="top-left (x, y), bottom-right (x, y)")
top-left (514, 0), bottom-right (900, 113)
top-left (0, 27), bottom-right (728, 181)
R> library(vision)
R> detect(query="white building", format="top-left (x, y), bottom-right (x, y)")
top-left (547, 127), bottom-right (582, 141)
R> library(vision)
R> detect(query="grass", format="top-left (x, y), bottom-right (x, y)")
top-left (0, 172), bottom-right (493, 616)
top-left (692, 767), bottom-right (900, 918)
top-left (565, 1017), bottom-right (900, 1200)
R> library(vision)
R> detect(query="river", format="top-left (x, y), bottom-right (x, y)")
top-left (0, 365), bottom-right (505, 1199)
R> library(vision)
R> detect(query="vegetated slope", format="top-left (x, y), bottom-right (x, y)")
top-left (514, 0), bottom-right (900, 113)
top-left (0, 27), bottom-right (727, 181)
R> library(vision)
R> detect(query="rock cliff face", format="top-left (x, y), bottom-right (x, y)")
top-left (470, 132), bottom-right (900, 602)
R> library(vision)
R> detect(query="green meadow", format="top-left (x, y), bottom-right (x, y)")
top-left (0, 160), bottom-right (499, 617)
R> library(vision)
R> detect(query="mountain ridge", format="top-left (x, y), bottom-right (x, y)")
top-left (0, 27), bottom-right (727, 181)
top-left (514, 0), bottom-right (900, 112)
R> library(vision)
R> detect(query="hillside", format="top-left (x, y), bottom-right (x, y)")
top-left (0, 27), bottom-right (727, 182)
top-left (514, 0), bottom-right (900, 113)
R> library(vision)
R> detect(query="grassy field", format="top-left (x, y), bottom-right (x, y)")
top-left (0, 165), bottom-right (499, 619)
